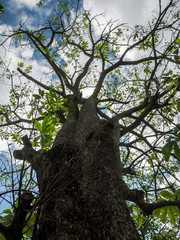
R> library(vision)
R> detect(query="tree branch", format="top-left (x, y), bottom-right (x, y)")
top-left (120, 94), bottom-right (159, 137)
top-left (26, 31), bottom-right (74, 94)
top-left (98, 98), bottom-right (130, 104)
top-left (0, 191), bottom-right (34, 240)
top-left (13, 135), bottom-right (42, 170)
top-left (74, 54), bottom-right (94, 93)
top-left (111, 97), bottom-right (149, 123)
top-left (17, 67), bottom-right (63, 96)
top-left (121, 166), bottom-right (136, 175)
top-left (119, 56), bottom-right (179, 66)
top-left (92, 0), bottom-right (178, 98)
top-left (126, 189), bottom-right (180, 216)
top-left (92, 71), bottom-right (106, 98)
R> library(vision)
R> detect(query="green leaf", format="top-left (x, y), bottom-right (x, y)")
top-left (153, 208), bottom-right (161, 217)
top-left (138, 217), bottom-right (144, 227)
top-left (45, 124), bottom-right (55, 133)
top-left (23, 213), bottom-right (36, 238)
top-left (41, 116), bottom-right (51, 131)
top-left (17, 62), bottom-right (24, 68)
top-left (174, 188), bottom-right (180, 199)
top-left (162, 141), bottom-right (174, 161)
top-left (174, 55), bottom-right (180, 64)
top-left (31, 135), bottom-right (41, 147)
top-left (144, 68), bottom-right (151, 75)
top-left (160, 190), bottom-right (173, 200)
top-left (161, 207), bottom-right (168, 223)
top-left (34, 120), bottom-right (42, 132)
top-left (39, 89), bottom-right (44, 97)
top-left (59, 104), bottom-right (68, 111)
top-left (1, 209), bottom-right (14, 226)
top-left (33, 94), bottom-right (41, 100)
top-left (36, 0), bottom-right (46, 6)
top-left (174, 124), bottom-right (180, 135)
top-left (133, 206), bottom-right (141, 215)
top-left (174, 142), bottom-right (180, 160)
top-left (40, 134), bottom-right (53, 149)
top-left (25, 65), bottom-right (33, 74)
top-left (0, 233), bottom-right (5, 240)
top-left (168, 206), bottom-right (178, 225)
top-left (132, 214), bottom-right (139, 220)
top-left (177, 100), bottom-right (180, 112)
top-left (3, 209), bottom-right (11, 214)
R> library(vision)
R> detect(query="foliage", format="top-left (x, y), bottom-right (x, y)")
top-left (0, 0), bottom-right (180, 239)
top-left (153, 189), bottom-right (180, 224)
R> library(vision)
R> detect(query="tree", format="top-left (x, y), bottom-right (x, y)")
top-left (0, 0), bottom-right (180, 239)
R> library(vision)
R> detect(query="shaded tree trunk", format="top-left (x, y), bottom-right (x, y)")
top-left (29, 96), bottom-right (141, 239)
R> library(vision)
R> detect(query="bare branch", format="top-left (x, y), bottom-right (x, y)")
top-left (74, 54), bottom-right (94, 93)
top-left (17, 67), bottom-right (63, 96)
top-left (111, 97), bottom-right (149, 123)
top-left (26, 31), bottom-right (74, 94)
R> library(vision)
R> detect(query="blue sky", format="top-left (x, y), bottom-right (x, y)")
top-left (0, 0), bottom-right (174, 147)
top-left (0, 0), bottom-right (167, 99)
top-left (1, 0), bottom-right (164, 26)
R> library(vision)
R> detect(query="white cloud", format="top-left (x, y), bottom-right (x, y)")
top-left (20, 46), bottom-right (34, 59)
top-left (7, 0), bottom-right (53, 12)
top-left (0, 24), bottom-right (13, 36)
top-left (0, 83), bottom-right (11, 104)
top-left (9, 0), bottom-right (39, 10)
top-left (0, 23), bottom-right (52, 107)
top-left (0, 0), bottom-right (178, 104)
top-left (83, 0), bottom-right (169, 26)
top-left (83, 0), bottom-right (178, 64)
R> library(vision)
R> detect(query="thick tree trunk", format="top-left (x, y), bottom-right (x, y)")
top-left (31, 96), bottom-right (140, 239)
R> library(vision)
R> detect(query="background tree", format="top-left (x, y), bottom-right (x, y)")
top-left (0, 0), bottom-right (180, 239)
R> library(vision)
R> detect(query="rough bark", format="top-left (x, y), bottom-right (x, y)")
top-left (14, 96), bottom-right (141, 240)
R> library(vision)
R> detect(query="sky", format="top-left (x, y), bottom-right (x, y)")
top-left (0, 0), bottom-right (165, 156)
top-left (0, 0), bottom-right (173, 150)
top-left (0, 0), bottom-right (169, 101)
top-left (84, 0), bottom-right (159, 25)
top-left (0, 0), bottom-right (179, 214)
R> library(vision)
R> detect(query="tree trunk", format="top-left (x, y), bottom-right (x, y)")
top-left (32, 96), bottom-right (140, 240)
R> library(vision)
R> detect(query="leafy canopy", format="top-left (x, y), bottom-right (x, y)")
top-left (0, 0), bottom-right (180, 239)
